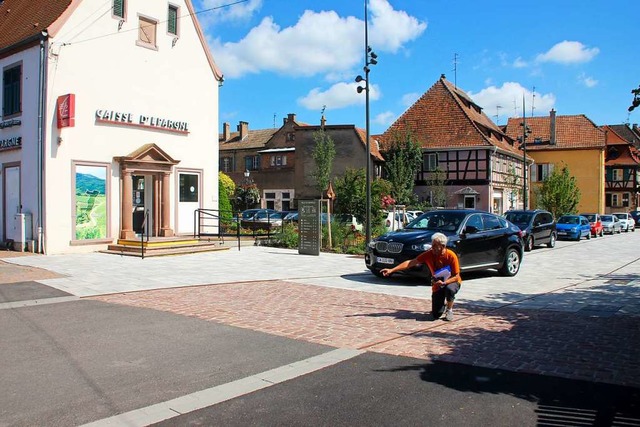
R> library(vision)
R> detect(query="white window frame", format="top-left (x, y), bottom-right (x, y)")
top-left (425, 153), bottom-right (438, 171)
top-left (613, 169), bottom-right (623, 182)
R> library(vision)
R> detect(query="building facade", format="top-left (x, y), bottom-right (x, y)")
top-left (0, 0), bottom-right (222, 254)
top-left (378, 75), bottom-right (530, 214)
top-left (505, 110), bottom-right (606, 214)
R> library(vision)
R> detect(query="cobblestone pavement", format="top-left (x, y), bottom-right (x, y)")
top-left (92, 279), bottom-right (640, 389)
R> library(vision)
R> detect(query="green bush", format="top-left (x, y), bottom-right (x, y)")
top-left (270, 223), bottom-right (299, 248)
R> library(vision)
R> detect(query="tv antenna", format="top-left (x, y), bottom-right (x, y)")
top-left (452, 53), bottom-right (459, 88)
top-left (494, 105), bottom-right (503, 125)
top-left (531, 86), bottom-right (536, 117)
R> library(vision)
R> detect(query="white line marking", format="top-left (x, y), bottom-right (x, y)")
top-left (0, 296), bottom-right (79, 310)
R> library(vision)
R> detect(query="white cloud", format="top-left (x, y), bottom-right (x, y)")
top-left (368, 0), bottom-right (427, 53)
top-left (513, 57), bottom-right (528, 68)
top-left (578, 72), bottom-right (598, 88)
top-left (199, 0), bottom-right (262, 23)
top-left (373, 111), bottom-right (396, 126)
top-left (208, 0), bottom-right (426, 79)
top-left (536, 41), bottom-right (599, 64)
top-left (401, 92), bottom-right (420, 107)
top-left (467, 82), bottom-right (556, 121)
top-left (297, 82), bottom-right (381, 110)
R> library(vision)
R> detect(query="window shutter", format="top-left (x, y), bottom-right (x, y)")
top-left (113, 0), bottom-right (124, 18)
top-left (168, 6), bottom-right (177, 35)
top-left (530, 164), bottom-right (537, 182)
top-left (282, 155), bottom-right (287, 166)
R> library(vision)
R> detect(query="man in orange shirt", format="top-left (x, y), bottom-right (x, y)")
top-left (380, 232), bottom-right (461, 321)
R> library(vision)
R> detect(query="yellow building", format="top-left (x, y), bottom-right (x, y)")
top-left (506, 110), bottom-right (605, 214)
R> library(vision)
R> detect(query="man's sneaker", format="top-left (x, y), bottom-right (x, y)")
top-left (445, 309), bottom-right (454, 321)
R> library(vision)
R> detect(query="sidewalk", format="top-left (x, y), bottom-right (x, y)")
top-left (2, 240), bottom-right (640, 388)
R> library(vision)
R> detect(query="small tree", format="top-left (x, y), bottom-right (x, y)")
top-left (234, 183), bottom-right (260, 211)
top-left (428, 167), bottom-right (448, 208)
top-left (504, 163), bottom-right (522, 210)
top-left (537, 164), bottom-right (580, 218)
top-left (218, 172), bottom-right (235, 220)
top-left (311, 129), bottom-right (336, 196)
top-left (382, 129), bottom-right (423, 205)
top-left (334, 168), bottom-right (366, 222)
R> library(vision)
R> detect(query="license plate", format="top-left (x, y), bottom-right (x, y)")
top-left (557, 231), bottom-right (567, 235)
top-left (377, 257), bottom-right (394, 265)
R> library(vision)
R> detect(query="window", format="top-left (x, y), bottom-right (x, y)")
top-left (167, 4), bottom-right (178, 35)
top-left (245, 155), bottom-right (259, 171)
top-left (270, 155), bottom-right (287, 167)
top-left (73, 163), bottom-right (110, 241)
top-left (220, 157), bottom-right (232, 173)
top-left (286, 132), bottom-right (295, 141)
top-left (531, 163), bottom-right (554, 182)
top-left (424, 153), bottom-right (438, 171)
top-left (623, 192), bottom-right (630, 207)
top-left (613, 169), bottom-right (623, 181)
top-left (2, 65), bottom-right (21, 117)
top-left (612, 194), bottom-right (621, 207)
top-left (179, 173), bottom-right (198, 202)
top-left (138, 16), bottom-right (157, 48)
top-left (113, 0), bottom-right (125, 18)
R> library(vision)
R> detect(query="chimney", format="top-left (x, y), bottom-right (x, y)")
top-left (283, 113), bottom-right (296, 126)
top-left (238, 121), bottom-right (248, 140)
top-left (223, 122), bottom-right (230, 141)
top-left (550, 109), bottom-right (556, 145)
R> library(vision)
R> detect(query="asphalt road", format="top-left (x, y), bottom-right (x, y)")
top-left (1, 231), bottom-right (639, 426)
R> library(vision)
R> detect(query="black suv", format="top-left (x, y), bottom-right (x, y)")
top-left (504, 209), bottom-right (556, 252)
top-left (365, 209), bottom-right (524, 279)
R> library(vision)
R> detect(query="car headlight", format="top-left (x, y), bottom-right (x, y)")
top-left (412, 243), bottom-right (431, 251)
top-left (570, 227), bottom-right (578, 233)
top-left (368, 240), bottom-right (377, 249)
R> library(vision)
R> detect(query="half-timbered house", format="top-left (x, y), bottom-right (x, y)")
top-left (602, 125), bottom-right (640, 212)
top-left (378, 75), bottom-right (530, 214)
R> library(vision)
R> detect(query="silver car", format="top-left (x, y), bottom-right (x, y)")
top-left (601, 214), bottom-right (622, 234)
top-left (613, 212), bottom-right (635, 232)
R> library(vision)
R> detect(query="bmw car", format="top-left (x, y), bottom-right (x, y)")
top-left (365, 209), bottom-right (524, 279)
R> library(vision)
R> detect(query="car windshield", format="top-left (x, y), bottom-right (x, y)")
top-left (405, 211), bottom-right (467, 232)
top-left (601, 215), bottom-right (613, 222)
top-left (613, 214), bottom-right (626, 219)
top-left (505, 212), bottom-right (533, 224)
top-left (558, 216), bottom-right (579, 224)
top-left (583, 214), bottom-right (596, 222)
top-left (631, 211), bottom-right (640, 219)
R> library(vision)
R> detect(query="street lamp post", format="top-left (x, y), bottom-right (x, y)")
top-left (520, 97), bottom-right (531, 210)
top-left (243, 170), bottom-right (251, 210)
top-left (355, 1), bottom-right (377, 244)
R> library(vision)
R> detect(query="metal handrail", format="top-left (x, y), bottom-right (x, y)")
top-left (140, 209), bottom-right (149, 259)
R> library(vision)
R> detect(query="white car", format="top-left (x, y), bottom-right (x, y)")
top-left (384, 211), bottom-right (412, 231)
top-left (613, 212), bottom-right (635, 232)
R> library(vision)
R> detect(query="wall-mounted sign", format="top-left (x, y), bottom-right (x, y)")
top-left (0, 136), bottom-right (22, 151)
top-left (0, 119), bottom-right (21, 129)
top-left (57, 94), bottom-right (76, 128)
top-left (95, 109), bottom-right (189, 134)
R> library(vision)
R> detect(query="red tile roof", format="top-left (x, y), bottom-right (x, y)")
top-left (219, 128), bottom-right (279, 150)
top-left (603, 125), bottom-right (640, 166)
top-left (378, 76), bottom-right (522, 157)
top-left (0, 0), bottom-right (73, 52)
top-left (505, 114), bottom-right (605, 151)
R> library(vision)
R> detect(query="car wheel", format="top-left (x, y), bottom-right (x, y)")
top-left (524, 236), bottom-right (534, 252)
top-left (500, 247), bottom-right (521, 277)
top-left (600, 229), bottom-right (604, 237)
top-left (587, 231), bottom-right (591, 240)
top-left (547, 233), bottom-right (556, 248)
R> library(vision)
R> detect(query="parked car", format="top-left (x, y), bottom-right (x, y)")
top-left (613, 212), bottom-right (635, 232)
top-left (241, 208), bottom-right (278, 228)
top-left (601, 214), bottom-right (622, 234)
top-left (365, 209), bottom-right (524, 279)
top-left (504, 209), bottom-right (556, 251)
top-left (581, 213), bottom-right (604, 237)
top-left (383, 211), bottom-right (412, 231)
top-left (406, 210), bottom-right (424, 221)
top-left (283, 211), bottom-right (299, 223)
top-left (334, 213), bottom-right (363, 232)
top-left (630, 211), bottom-right (640, 226)
top-left (556, 215), bottom-right (591, 241)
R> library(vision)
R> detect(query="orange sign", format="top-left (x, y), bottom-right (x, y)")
top-left (56, 94), bottom-right (75, 128)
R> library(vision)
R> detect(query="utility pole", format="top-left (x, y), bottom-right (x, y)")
top-left (520, 96), bottom-right (531, 210)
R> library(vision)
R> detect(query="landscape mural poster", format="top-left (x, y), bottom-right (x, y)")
top-left (75, 165), bottom-right (107, 240)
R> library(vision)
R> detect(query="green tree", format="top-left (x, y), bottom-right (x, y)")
top-left (503, 163), bottom-right (522, 210)
top-left (334, 168), bottom-right (367, 222)
top-left (382, 129), bottom-right (423, 205)
top-left (234, 183), bottom-right (260, 211)
top-left (218, 172), bottom-right (235, 220)
top-left (536, 164), bottom-right (581, 218)
top-left (428, 167), bottom-right (448, 208)
top-left (629, 85), bottom-right (640, 112)
top-left (311, 129), bottom-right (336, 196)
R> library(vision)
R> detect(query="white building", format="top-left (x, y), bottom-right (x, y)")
top-left (0, 0), bottom-right (222, 254)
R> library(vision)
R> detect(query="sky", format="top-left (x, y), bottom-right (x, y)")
top-left (193, 0), bottom-right (639, 136)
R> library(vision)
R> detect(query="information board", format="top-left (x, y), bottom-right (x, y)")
top-left (298, 199), bottom-right (321, 255)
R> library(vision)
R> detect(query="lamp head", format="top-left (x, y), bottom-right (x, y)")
top-left (357, 86), bottom-right (365, 94)
top-left (355, 75), bottom-right (364, 83)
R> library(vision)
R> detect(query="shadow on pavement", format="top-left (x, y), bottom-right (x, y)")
top-left (379, 360), bottom-right (640, 426)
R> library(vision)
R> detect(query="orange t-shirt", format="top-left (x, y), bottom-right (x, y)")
top-left (416, 248), bottom-right (462, 292)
